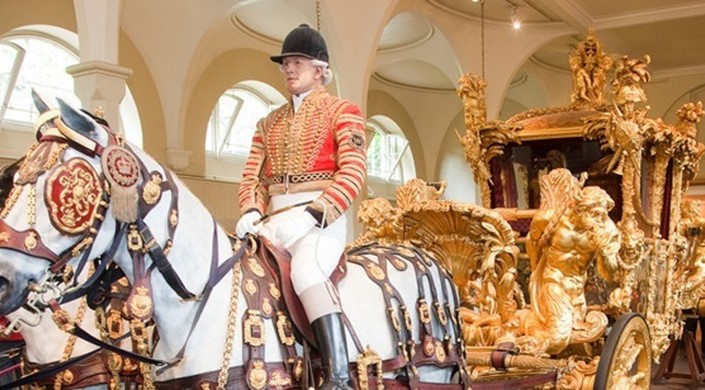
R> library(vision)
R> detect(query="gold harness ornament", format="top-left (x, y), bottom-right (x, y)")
top-left (45, 158), bottom-right (104, 235)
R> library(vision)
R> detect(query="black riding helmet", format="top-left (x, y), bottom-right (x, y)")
top-left (270, 23), bottom-right (329, 64)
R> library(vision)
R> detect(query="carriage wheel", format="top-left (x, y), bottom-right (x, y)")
top-left (594, 313), bottom-right (651, 390)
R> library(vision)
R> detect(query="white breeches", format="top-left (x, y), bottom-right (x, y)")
top-left (268, 191), bottom-right (346, 294)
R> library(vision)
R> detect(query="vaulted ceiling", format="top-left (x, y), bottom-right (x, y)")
top-left (234, 0), bottom-right (705, 90)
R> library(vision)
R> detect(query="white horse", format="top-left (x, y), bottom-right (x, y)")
top-left (0, 157), bottom-right (140, 389)
top-left (0, 97), bottom-right (467, 389)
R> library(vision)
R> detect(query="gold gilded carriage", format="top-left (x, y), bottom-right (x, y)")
top-left (357, 30), bottom-right (705, 388)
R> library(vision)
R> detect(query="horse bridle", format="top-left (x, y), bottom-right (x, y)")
top-left (1, 115), bottom-right (115, 270)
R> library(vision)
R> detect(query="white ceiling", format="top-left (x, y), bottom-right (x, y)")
top-left (233, 0), bottom-right (705, 90)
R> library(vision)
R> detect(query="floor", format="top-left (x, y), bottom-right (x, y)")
top-left (652, 330), bottom-right (705, 389)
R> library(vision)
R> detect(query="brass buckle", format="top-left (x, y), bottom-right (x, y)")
top-left (244, 310), bottom-right (265, 347)
top-left (51, 309), bottom-right (74, 333)
top-left (127, 225), bottom-right (143, 252)
top-left (107, 309), bottom-right (123, 340)
top-left (356, 347), bottom-right (383, 390)
top-left (276, 312), bottom-right (295, 346)
top-left (418, 300), bottom-right (431, 324)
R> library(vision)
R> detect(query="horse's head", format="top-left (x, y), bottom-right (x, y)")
top-left (0, 92), bottom-right (129, 316)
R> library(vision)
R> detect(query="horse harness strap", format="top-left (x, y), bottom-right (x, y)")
top-left (346, 244), bottom-right (470, 389)
top-left (132, 218), bottom-right (195, 300)
top-left (45, 298), bottom-right (169, 367)
top-left (237, 239), bottom-right (302, 389)
top-left (19, 349), bottom-right (141, 390)
top-left (0, 187), bottom-right (110, 275)
top-left (0, 349), bottom-right (102, 390)
top-left (154, 362), bottom-right (297, 389)
top-left (155, 219), bottom-right (251, 375)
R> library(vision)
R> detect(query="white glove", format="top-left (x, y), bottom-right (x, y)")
top-left (235, 210), bottom-right (263, 238)
top-left (260, 209), bottom-right (317, 249)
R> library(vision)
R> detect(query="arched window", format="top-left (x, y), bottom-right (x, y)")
top-left (206, 81), bottom-right (285, 159)
top-left (366, 115), bottom-right (415, 183)
top-left (0, 35), bottom-right (80, 127)
top-left (0, 31), bottom-right (142, 147)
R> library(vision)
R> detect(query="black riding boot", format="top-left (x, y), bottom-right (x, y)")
top-left (311, 313), bottom-right (353, 390)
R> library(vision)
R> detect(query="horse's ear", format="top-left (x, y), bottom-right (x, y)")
top-left (57, 98), bottom-right (98, 136)
top-left (31, 89), bottom-right (52, 114)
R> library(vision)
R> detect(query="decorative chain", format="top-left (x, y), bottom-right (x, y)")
top-left (27, 185), bottom-right (36, 227)
top-left (217, 262), bottom-right (243, 389)
top-left (53, 263), bottom-right (93, 390)
top-left (45, 143), bottom-right (68, 169)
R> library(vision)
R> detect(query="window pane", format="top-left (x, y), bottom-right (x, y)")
top-left (207, 88), bottom-right (271, 157)
top-left (366, 119), bottom-right (411, 182)
top-left (4, 36), bottom-right (80, 125)
top-left (0, 42), bottom-right (24, 123)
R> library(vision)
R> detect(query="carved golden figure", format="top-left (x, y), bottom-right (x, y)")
top-left (569, 28), bottom-right (613, 108)
top-left (456, 73), bottom-right (521, 208)
top-left (679, 199), bottom-right (705, 309)
top-left (521, 170), bottom-right (619, 355)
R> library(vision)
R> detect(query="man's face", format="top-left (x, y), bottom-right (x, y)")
top-left (281, 56), bottom-right (323, 96)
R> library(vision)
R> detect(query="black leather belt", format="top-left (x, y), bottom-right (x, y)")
top-left (265, 171), bottom-right (334, 186)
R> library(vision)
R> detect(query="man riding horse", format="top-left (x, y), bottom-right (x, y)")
top-left (235, 24), bottom-right (366, 389)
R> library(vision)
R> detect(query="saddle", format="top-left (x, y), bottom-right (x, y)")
top-left (255, 237), bottom-right (348, 347)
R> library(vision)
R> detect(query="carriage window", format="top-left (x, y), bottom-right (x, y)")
top-left (367, 116), bottom-right (415, 183)
top-left (206, 83), bottom-right (285, 159)
top-left (0, 34), bottom-right (142, 147)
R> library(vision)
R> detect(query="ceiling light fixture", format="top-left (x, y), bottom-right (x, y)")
top-left (508, 2), bottom-right (521, 30)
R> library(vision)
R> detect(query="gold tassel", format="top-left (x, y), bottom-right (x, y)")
top-left (110, 182), bottom-right (139, 223)
top-left (100, 145), bottom-right (142, 223)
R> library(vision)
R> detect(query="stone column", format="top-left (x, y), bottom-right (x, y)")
top-left (66, 61), bottom-right (132, 131)
top-left (69, 0), bottom-right (131, 132)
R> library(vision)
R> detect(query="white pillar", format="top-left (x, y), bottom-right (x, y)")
top-left (69, 0), bottom-right (131, 132)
